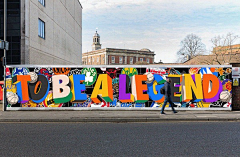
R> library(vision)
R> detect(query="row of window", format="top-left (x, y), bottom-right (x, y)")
top-left (89, 57), bottom-right (104, 63)
top-left (83, 56), bottom-right (151, 65)
top-left (82, 57), bottom-right (104, 64)
top-left (112, 56), bottom-right (123, 64)
top-left (111, 56), bottom-right (150, 64)
top-left (38, 0), bottom-right (45, 39)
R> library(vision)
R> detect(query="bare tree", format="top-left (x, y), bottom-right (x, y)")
top-left (201, 33), bottom-right (239, 65)
top-left (177, 34), bottom-right (206, 63)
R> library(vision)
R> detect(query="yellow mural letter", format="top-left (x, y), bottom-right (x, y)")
top-left (182, 74), bottom-right (203, 102)
top-left (91, 74), bottom-right (113, 103)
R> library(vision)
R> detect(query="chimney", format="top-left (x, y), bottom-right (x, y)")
top-left (186, 55), bottom-right (191, 61)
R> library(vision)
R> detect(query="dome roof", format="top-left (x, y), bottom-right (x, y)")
top-left (140, 48), bottom-right (151, 52)
top-left (94, 31), bottom-right (100, 37)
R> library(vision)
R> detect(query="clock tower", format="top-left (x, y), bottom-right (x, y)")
top-left (92, 30), bottom-right (101, 51)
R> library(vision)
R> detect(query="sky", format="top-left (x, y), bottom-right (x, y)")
top-left (80, 0), bottom-right (240, 63)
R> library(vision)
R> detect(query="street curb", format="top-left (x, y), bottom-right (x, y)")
top-left (0, 118), bottom-right (239, 123)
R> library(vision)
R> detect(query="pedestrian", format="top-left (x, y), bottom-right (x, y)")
top-left (161, 78), bottom-right (177, 114)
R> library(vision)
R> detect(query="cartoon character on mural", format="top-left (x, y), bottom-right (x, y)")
top-left (6, 79), bottom-right (16, 93)
top-left (113, 83), bottom-right (119, 98)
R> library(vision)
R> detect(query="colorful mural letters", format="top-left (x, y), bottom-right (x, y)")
top-left (5, 66), bottom-right (232, 108)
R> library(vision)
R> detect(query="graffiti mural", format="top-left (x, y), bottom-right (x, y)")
top-left (5, 66), bottom-right (232, 109)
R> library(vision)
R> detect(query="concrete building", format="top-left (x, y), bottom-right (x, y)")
top-left (0, 0), bottom-right (82, 79)
top-left (82, 31), bottom-right (155, 65)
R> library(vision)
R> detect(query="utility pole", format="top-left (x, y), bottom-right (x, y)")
top-left (3, 0), bottom-right (7, 111)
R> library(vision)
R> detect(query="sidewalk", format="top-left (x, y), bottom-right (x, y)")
top-left (1, 101), bottom-right (240, 122)
top-left (0, 110), bottom-right (240, 122)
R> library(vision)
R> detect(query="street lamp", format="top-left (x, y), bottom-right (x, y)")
top-left (3, 0), bottom-right (7, 111)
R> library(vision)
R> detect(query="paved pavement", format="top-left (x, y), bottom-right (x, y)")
top-left (1, 101), bottom-right (240, 122)
top-left (0, 110), bottom-right (240, 122)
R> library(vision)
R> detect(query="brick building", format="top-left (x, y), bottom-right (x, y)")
top-left (182, 44), bottom-right (240, 65)
top-left (82, 31), bottom-right (155, 65)
top-left (213, 44), bottom-right (240, 54)
top-left (183, 53), bottom-right (240, 65)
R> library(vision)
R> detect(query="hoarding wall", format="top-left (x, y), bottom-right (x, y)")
top-left (5, 66), bottom-right (232, 109)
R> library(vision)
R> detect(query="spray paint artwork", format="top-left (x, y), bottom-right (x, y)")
top-left (5, 66), bottom-right (232, 108)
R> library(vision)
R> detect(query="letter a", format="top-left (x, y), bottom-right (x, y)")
top-left (91, 74), bottom-right (113, 103)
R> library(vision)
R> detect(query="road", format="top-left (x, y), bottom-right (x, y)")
top-left (0, 122), bottom-right (239, 156)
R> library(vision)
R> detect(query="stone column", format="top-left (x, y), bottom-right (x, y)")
top-left (105, 54), bottom-right (108, 65)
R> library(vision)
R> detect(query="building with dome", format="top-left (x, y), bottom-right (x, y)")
top-left (82, 31), bottom-right (155, 65)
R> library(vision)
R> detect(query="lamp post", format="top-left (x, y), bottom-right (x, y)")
top-left (3, 0), bottom-right (7, 111)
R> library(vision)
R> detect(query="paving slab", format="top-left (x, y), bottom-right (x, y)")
top-left (0, 110), bottom-right (239, 122)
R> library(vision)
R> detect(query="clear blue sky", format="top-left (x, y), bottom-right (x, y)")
top-left (80, 0), bottom-right (240, 63)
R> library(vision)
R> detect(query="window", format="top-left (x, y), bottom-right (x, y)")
top-left (130, 57), bottom-right (133, 64)
top-left (0, 1), bottom-right (21, 68)
top-left (119, 57), bottom-right (123, 64)
top-left (147, 58), bottom-right (150, 63)
top-left (112, 56), bottom-right (115, 63)
top-left (38, 0), bottom-right (45, 6)
top-left (38, 19), bottom-right (45, 39)
top-left (140, 58), bottom-right (143, 62)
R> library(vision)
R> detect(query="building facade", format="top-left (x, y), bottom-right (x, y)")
top-left (82, 31), bottom-right (155, 65)
top-left (213, 44), bottom-right (240, 54)
top-left (183, 44), bottom-right (240, 65)
top-left (183, 54), bottom-right (240, 65)
top-left (0, 0), bottom-right (82, 79)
